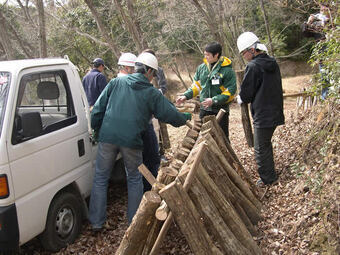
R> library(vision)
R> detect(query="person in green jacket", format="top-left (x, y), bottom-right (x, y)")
top-left (176, 42), bottom-right (236, 140)
top-left (89, 52), bottom-right (191, 228)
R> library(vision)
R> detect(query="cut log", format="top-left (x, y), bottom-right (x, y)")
top-left (154, 143), bottom-right (206, 222)
top-left (169, 159), bottom-right (183, 171)
top-left (216, 108), bottom-right (226, 123)
top-left (115, 191), bottom-right (161, 255)
top-left (181, 136), bottom-right (196, 150)
top-left (156, 167), bottom-right (178, 185)
top-left (198, 150), bottom-right (259, 233)
top-left (159, 121), bottom-right (170, 149)
top-left (202, 132), bottom-right (262, 211)
top-left (202, 149), bottom-right (262, 226)
top-left (236, 70), bottom-right (254, 147)
top-left (185, 128), bottom-right (199, 140)
top-left (283, 92), bottom-right (310, 98)
top-left (155, 200), bottom-right (168, 221)
top-left (138, 164), bottom-right (165, 191)
top-left (196, 165), bottom-right (262, 254)
top-left (201, 118), bottom-right (259, 197)
top-left (159, 179), bottom-right (223, 255)
top-left (149, 143), bottom-right (207, 255)
top-left (174, 147), bottom-right (191, 162)
top-left (241, 104), bottom-right (254, 147)
top-left (177, 173), bottom-right (252, 255)
top-left (177, 105), bottom-right (196, 113)
top-left (141, 219), bottom-right (163, 255)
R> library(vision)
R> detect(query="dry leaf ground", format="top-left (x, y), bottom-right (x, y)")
top-left (20, 75), bottom-right (339, 254)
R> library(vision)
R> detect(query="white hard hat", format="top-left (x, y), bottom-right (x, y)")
top-left (118, 53), bottom-right (137, 67)
top-left (237, 32), bottom-right (265, 53)
top-left (135, 52), bottom-right (158, 70)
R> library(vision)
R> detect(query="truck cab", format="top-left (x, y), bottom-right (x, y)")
top-left (0, 58), bottom-right (104, 252)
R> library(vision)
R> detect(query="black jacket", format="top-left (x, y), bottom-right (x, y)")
top-left (239, 53), bottom-right (284, 128)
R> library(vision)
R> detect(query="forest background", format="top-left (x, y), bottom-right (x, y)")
top-left (0, 0), bottom-right (338, 95)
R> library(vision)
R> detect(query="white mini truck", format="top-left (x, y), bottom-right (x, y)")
top-left (0, 58), bottom-right (122, 253)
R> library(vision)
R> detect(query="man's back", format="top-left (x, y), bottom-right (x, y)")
top-left (82, 69), bottom-right (107, 106)
top-left (241, 53), bottom-right (284, 128)
top-left (91, 73), bottom-right (187, 149)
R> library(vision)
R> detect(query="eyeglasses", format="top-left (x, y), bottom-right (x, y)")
top-left (241, 49), bottom-right (249, 56)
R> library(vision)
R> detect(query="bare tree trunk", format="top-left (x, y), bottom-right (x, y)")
top-left (84, 0), bottom-right (121, 58)
top-left (16, 0), bottom-right (37, 28)
top-left (189, 0), bottom-right (224, 49)
top-left (259, 0), bottom-right (274, 56)
top-left (180, 52), bottom-right (193, 82)
top-left (7, 19), bottom-right (34, 58)
top-left (113, 0), bottom-right (147, 52)
top-left (36, 0), bottom-right (47, 58)
top-left (0, 9), bottom-right (15, 60)
top-left (170, 60), bottom-right (188, 90)
top-left (126, 0), bottom-right (148, 50)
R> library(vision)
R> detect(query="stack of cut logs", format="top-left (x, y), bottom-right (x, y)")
top-left (115, 109), bottom-right (263, 255)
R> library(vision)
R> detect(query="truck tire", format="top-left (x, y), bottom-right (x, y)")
top-left (40, 192), bottom-right (82, 252)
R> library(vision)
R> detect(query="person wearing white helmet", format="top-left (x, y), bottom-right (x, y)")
top-left (117, 52), bottom-right (137, 77)
top-left (88, 52), bottom-right (191, 228)
top-left (236, 32), bottom-right (284, 187)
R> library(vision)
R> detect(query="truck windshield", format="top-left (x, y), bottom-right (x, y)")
top-left (0, 72), bottom-right (10, 138)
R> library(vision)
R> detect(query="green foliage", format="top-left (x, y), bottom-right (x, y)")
top-left (310, 16), bottom-right (339, 99)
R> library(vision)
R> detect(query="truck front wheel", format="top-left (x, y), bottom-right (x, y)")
top-left (40, 192), bottom-right (82, 252)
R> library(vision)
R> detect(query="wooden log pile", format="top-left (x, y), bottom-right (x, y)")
top-left (176, 97), bottom-right (201, 114)
top-left (115, 110), bottom-right (262, 255)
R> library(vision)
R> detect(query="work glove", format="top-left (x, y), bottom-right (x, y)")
top-left (92, 129), bottom-right (99, 143)
top-left (183, 112), bottom-right (192, 121)
top-left (236, 95), bottom-right (243, 105)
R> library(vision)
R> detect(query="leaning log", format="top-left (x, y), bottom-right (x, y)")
top-left (177, 172), bottom-right (252, 255)
top-left (115, 191), bottom-right (162, 255)
top-left (201, 132), bottom-right (262, 211)
top-left (198, 151), bottom-right (259, 234)
top-left (181, 136), bottom-right (196, 150)
top-left (156, 167), bottom-right (178, 185)
top-left (174, 147), bottom-right (191, 162)
top-left (159, 179), bottom-right (223, 255)
top-left (200, 117), bottom-right (259, 197)
top-left (236, 70), bottom-right (254, 147)
top-left (185, 128), bottom-right (199, 140)
top-left (159, 121), bottom-right (171, 149)
top-left (149, 143), bottom-right (207, 255)
top-left (196, 165), bottom-right (262, 254)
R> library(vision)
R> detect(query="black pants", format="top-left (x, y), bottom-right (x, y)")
top-left (141, 123), bottom-right (160, 192)
top-left (199, 109), bottom-right (229, 140)
top-left (254, 126), bottom-right (278, 184)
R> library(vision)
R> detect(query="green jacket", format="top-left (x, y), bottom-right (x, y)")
top-left (184, 56), bottom-right (236, 113)
top-left (91, 73), bottom-right (188, 149)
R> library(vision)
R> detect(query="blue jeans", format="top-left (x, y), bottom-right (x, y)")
top-left (142, 123), bottom-right (160, 192)
top-left (89, 142), bottom-right (143, 226)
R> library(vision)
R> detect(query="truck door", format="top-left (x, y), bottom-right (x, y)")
top-left (6, 67), bottom-right (92, 245)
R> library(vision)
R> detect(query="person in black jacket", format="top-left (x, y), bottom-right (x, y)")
top-left (236, 32), bottom-right (284, 186)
